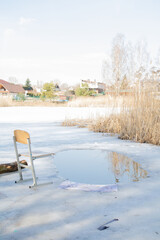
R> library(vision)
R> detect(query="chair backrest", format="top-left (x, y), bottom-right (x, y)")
top-left (14, 130), bottom-right (30, 144)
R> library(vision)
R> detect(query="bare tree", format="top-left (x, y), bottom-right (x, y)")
top-left (111, 34), bottom-right (128, 94)
top-left (134, 40), bottom-right (149, 71)
top-left (60, 83), bottom-right (69, 91)
top-left (102, 55), bottom-right (112, 86)
top-left (126, 41), bottom-right (135, 85)
top-left (102, 34), bottom-right (156, 94)
top-left (8, 76), bottom-right (18, 84)
top-left (133, 41), bottom-right (150, 94)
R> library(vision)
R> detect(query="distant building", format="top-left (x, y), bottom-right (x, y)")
top-left (0, 79), bottom-right (25, 95)
top-left (80, 79), bottom-right (106, 93)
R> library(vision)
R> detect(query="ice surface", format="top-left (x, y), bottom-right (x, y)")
top-left (0, 107), bottom-right (160, 240)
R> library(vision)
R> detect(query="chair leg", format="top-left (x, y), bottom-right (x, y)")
top-left (13, 136), bottom-right (23, 181)
top-left (27, 139), bottom-right (37, 187)
top-left (29, 181), bottom-right (53, 188)
top-left (13, 135), bottom-right (53, 188)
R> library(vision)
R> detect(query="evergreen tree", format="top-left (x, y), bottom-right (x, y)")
top-left (23, 78), bottom-right (33, 90)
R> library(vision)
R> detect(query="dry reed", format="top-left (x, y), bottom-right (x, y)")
top-left (63, 93), bottom-right (160, 145)
top-left (120, 93), bottom-right (160, 145)
top-left (88, 115), bottom-right (121, 134)
top-left (62, 118), bottom-right (93, 128)
top-left (67, 95), bottom-right (135, 108)
top-left (0, 95), bottom-right (13, 107)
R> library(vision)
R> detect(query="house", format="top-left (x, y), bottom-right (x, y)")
top-left (80, 79), bottom-right (106, 94)
top-left (0, 79), bottom-right (25, 95)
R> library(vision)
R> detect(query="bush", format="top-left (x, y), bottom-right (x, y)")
top-left (41, 82), bottom-right (56, 99)
top-left (75, 83), bottom-right (96, 96)
top-left (16, 93), bottom-right (26, 101)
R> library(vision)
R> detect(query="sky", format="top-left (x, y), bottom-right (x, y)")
top-left (0, 0), bottom-right (160, 86)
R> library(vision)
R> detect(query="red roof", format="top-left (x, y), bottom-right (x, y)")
top-left (0, 79), bottom-right (25, 93)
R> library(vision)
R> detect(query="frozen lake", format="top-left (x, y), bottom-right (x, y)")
top-left (0, 106), bottom-right (120, 123)
top-left (0, 107), bottom-right (160, 240)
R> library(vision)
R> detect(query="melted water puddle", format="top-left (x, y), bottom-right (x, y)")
top-left (54, 150), bottom-right (148, 184)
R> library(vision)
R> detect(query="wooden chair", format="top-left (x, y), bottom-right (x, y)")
top-left (13, 130), bottom-right (54, 188)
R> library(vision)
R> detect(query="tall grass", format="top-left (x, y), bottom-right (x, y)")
top-left (0, 95), bottom-right (13, 107)
top-left (88, 114), bottom-right (122, 134)
top-left (67, 95), bottom-right (135, 108)
top-left (90, 93), bottom-right (160, 145)
top-left (119, 93), bottom-right (160, 145)
top-left (63, 93), bottom-right (160, 145)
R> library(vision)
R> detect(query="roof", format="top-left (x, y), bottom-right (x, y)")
top-left (81, 79), bottom-right (106, 86)
top-left (0, 79), bottom-right (25, 93)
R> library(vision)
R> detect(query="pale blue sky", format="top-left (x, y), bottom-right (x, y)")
top-left (0, 0), bottom-right (160, 85)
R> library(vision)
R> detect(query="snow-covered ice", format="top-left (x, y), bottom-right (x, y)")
top-left (0, 107), bottom-right (160, 240)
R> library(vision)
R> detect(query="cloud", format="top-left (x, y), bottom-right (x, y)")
top-left (19, 17), bottom-right (36, 25)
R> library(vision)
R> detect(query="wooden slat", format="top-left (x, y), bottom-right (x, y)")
top-left (20, 153), bottom-right (54, 159)
top-left (14, 130), bottom-right (30, 144)
top-left (19, 154), bottom-right (30, 157)
top-left (33, 153), bottom-right (55, 159)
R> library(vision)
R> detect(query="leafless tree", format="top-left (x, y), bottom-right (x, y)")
top-left (102, 55), bottom-right (112, 85)
top-left (103, 34), bottom-right (160, 94)
top-left (8, 76), bottom-right (18, 84)
top-left (111, 34), bottom-right (128, 93)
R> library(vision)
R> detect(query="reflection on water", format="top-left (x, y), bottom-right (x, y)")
top-left (109, 152), bottom-right (148, 183)
top-left (54, 150), bottom-right (148, 184)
